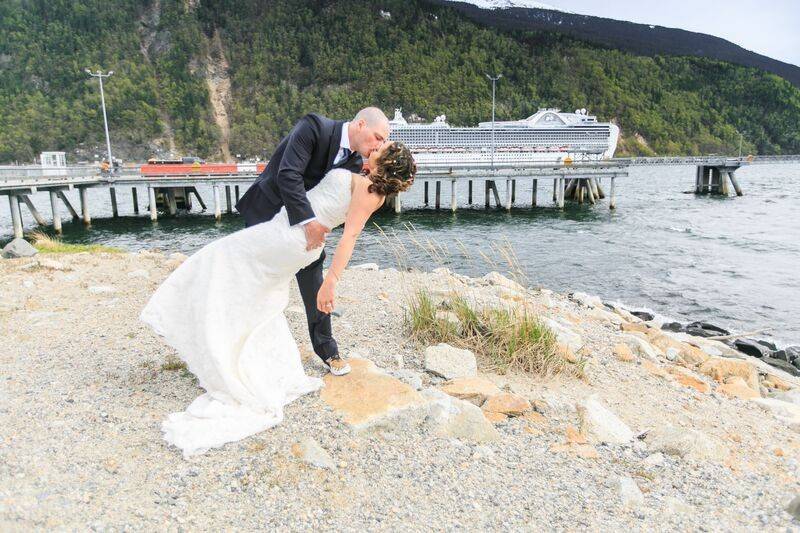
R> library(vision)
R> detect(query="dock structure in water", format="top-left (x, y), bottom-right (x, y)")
top-left (1, 155), bottom-right (799, 239)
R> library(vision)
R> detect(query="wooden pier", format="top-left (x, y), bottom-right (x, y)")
top-left (1, 155), bottom-right (798, 239)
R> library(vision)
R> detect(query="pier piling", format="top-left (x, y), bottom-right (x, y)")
top-left (148, 187), bottom-right (157, 221)
top-left (213, 185), bottom-right (221, 221)
top-left (424, 182), bottom-right (429, 206)
top-left (532, 179), bottom-right (538, 206)
top-left (49, 191), bottom-right (62, 233)
top-left (225, 185), bottom-right (232, 213)
top-left (435, 181), bottom-right (441, 210)
top-left (110, 187), bottom-right (119, 217)
top-left (79, 187), bottom-right (91, 225)
top-left (166, 189), bottom-right (178, 215)
top-left (450, 180), bottom-right (457, 212)
top-left (132, 188), bottom-right (139, 214)
top-left (727, 171), bottom-right (743, 196)
top-left (468, 180), bottom-right (473, 204)
top-left (21, 195), bottom-right (47, 226)
top-left (8, 195), bottom-right (23, 239)
top-left (57, 191), bottom-right (79, 220)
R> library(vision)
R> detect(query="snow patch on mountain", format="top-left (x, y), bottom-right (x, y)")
top-left (446, 1), bottom-right (569, 12)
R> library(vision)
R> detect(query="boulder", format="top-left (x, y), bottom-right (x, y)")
top-left (482, 271), bottom-right (527, 294)
top-left (771, 390), bottom-right (800, 407)
top-left (619, 334), bottom-right (662, 361)
top-left (685, 321), bottom-right (729, 338)
top-left (291, 437), bottom-right (335, 470)
top-left (763, 356), bottom-right (800, 377)
top-left (439, 377), bottom-right (501, 406)
top-left (391, 369), bottom-right (423, 390)
top-left (621, 322), bottom-right (651, 335)
top-left (732, 338), bottom-right (772, 359)
top-left (37, 258), bottom-right (69, 271)
top-left (786, 495), bottom-right (800, 521)
top-left (542, 318), bottom-right (584, 353)
top-left (661, 322), bottom-right (685, 333)
top-left (613, 344), bottom-right (635, 363)
top-left (630, 310), bottom-right (655, 322)
top-left (320, 359), bottom-right (429, 432)
top-left (570, 291), bottom-right (603, 309)
top-left (577, 396), bottom-right (634, 444)
top-left (424, 343), bottom-right (477, 379)
top-left (751, 398), bottom-right (800, 425)
top-left (698, 357), bottom-right (759, 391)
top-left (2, 238), bottom-right (37, 258)
top-left (423, 390), bottom-right (501, 442)
top-left (762, 374), bottom-right (793, 391)
top-left (483, 393), bottom-right (532, 417)
top-left (774, 346), bottom-right (800, 364)
top-left (646, 425), bottom-right (728, 461)
top-left (618, 476), bottom-right (645, 508)
top-left (717, 377), bottom-right (760, 399)
top-left (608, 304), bottom-right (642, 323)
top-left (666, 367), bottom-right (711, 394)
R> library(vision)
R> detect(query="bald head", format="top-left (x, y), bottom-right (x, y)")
top-left (348, 107), bottom-right (391, 158)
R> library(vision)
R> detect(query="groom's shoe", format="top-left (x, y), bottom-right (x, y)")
top-left (324, 355), bottom-right (351, 376)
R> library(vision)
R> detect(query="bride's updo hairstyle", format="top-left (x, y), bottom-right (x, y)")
top-left (368, 142), bottom-right (416, 196)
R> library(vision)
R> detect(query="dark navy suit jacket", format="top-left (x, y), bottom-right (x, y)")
top-left (235, 113), bottom-right (363, 227)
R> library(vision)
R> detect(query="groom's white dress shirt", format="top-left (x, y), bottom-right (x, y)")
top-left (298, 121), bottom-right (351, 227)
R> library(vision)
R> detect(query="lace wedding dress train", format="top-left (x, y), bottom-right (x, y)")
top-left (140, 169), bottom-right (353, 457)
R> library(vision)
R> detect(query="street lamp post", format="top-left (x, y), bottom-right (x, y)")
top-left (85, 68), bottom-right (115, 171)
top-left (738, 131), bottom-right (743, 158)
top-left (485, 73), bottom-right (502, 169)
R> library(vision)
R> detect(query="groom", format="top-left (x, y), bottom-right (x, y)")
top-left (236, 107), bottom-right (390, 374)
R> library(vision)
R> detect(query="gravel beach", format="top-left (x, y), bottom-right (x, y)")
top-left (1, 250), bottom-right (799, 531)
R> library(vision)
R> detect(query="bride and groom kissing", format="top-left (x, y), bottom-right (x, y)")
top-left (140, 107), bottom-right (416, 457)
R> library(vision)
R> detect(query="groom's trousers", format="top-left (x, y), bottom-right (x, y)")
top-left (240, 185), bottom-right (338, 363)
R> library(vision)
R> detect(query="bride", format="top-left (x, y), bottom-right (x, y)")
top-left (140, 141), bottom-right (416, 457)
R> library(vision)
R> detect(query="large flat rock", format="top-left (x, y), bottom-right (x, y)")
top-left (320, 358), bottom-right (428, 431)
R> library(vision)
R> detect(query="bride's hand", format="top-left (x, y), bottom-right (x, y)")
top-left (316, 277), bottom-right (336, 314)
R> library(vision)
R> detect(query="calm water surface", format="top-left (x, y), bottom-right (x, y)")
top-left (3, 164), bottom-right (799, 344)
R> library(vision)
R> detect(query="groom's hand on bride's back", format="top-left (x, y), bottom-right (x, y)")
top-left (303, 220), bottom-right (330, 250)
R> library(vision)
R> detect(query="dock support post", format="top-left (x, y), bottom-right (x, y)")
top-left (110, 187), bottom-right (119, 217)
top-left (727, 171), bottom-right (743, 196)
top-left (49, 191), bottom-right (62, 234)
top-left (557, 178), bottom-right (565, 209)
top-left (435, 181), bottom-right (441, 210)
top-left (720, 168), bottom-right (730, 196)
top-left (225, 185), bottom-right (232, 213)
top-left (694, 167), bottom-right (702, 193)
top-left (132, 188), bottom-right (139, 214)
top-left (20, 195), bottom-right (47, 226)
top-left (148, 187), bottom-right (158, 221)
top-left (468, 180), bottom-right (473, 204)
top-left (489, 181), bottom-right (502, 208)
top-left (57, 191), bottom-right (79, 220)
top-left (235, 185), bottom-right (240, 203)
top-left (9, 195), bottom-right (23, 239)
top-left (485, 180), bottom-right (490, 208)
top-left (424, 182), bottom-right (429, 206)
top-left (166, 189), bottom-right (178, 215)
top-left (586, 179), bottom-right (596, 205)
top-left (553, 179), bottom-right (558, 202)
top-left (394, 193), bottom-right (402, 214)
top-left (609, 177), bottom-right (617, 210)
top-left (532, 179), bottom-right (538, 206)
top-left (189, 187), bottom-right (208, 211)
top-left (213, 184), bottom-right (222, 221)
top-left (79, 187), bottom-right (91, 225)
top-left (451, 180), bottom-right (457, 212)
top-left (505, 179), bottom-right (512, 212)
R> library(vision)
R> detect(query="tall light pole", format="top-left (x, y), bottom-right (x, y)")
top-left (485, 73), bottom-right (502, 169)
top-left (85, 68), bottom-right (115, 170)
top-left (738, 130), bottom-right (743, 158)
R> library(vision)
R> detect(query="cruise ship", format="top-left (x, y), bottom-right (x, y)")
top-left (388, 108), bottom-right (620, 165)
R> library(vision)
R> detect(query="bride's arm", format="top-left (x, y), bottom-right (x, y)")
top-left (316, 179), bottom-right (384, 313)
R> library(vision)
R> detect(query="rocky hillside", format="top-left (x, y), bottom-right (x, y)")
top-left (1, 0), bottom-right (799, 162)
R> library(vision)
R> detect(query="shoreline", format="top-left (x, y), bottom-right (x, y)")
top-left (1, 249), bottom-right (799, 529)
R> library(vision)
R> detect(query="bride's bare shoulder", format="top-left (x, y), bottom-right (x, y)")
top-left (350, 173), bottom-right (384, 207)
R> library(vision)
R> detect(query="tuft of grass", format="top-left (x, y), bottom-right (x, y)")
top-left (406, 289), bottom-right (583, 378)
top-left (28, 231), bottom-right (122, 254)
top-left (160, 355), bottom-right (187, 372)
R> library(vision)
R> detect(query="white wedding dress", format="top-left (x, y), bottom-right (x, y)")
top-left (140, 168), bottom-right (354, 457)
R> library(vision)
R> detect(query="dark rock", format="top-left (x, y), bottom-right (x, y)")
top-left (661, 322), bottom-right (685, 332)
top-left (762, 357), bottom-right (800, 377)
top-left (684, 321), bottom-right (729, 338)
top-left (2, 238), bottom-right (38, 258)
top-left (732, 338), bottom-right (772, 359)
top-left (755, 339), bottom-right (778, 351)
top-left (630, 310), bottom-right (655, 322)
